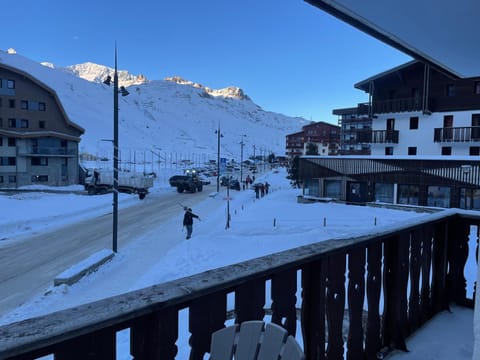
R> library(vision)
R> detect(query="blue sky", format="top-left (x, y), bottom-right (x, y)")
top-left (4, 0), bottom-right (411, 123)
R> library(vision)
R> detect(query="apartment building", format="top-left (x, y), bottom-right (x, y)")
top-left (0, 63), bottom-right (84, 188)
top-left (355, 60), bottom-right (480, 156)
top-left (286, 121), bottom-right (340, 159)
top-left (333, 106), bottom-right (371, 155)
top-left (298, 61), bottom-right (480, 209)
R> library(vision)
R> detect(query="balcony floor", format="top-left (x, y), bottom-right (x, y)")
top-left (388, 305), bottom-right (473, 359)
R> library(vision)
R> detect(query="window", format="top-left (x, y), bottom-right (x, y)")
top-left (0, 137), bottom-right (2, 146)
top-left (7, 80), bottom-right (15, 89)
top-left (38, 102), bottom-right (46, 111)
top-left (32, 175), bottom-right (48, 182)
top-left (446, 84), bottom-right (456, 96)
top-left (39, 120), bottom-right (45, 129)
top-left (427, 186), bottom-right (451, 208)
top-left (385, 146), bottom-right (393, 155)
top-left (470, 147), bottom-right (480, 156)
top-left (398, 184), bottom-right (419, 205)
top-left (408, 147), bottom-right (417, 155)
top-left (375, 183), bottom-right (394, 203)
top-left (8, 175), bottom-right (16, 183)
top-left (324, 180), bottom-right (342, 198)
top-left (21, 100), bottom-right (28, 110)
top-left (0, 175), bottom-right (3, 183)
top-left (8, 99), bottom-right (15, 108)
top-left (20, 119), bottom-right (28, 128)
top-left (8, 138), bottom-right (16, 147)
top-left (474, 81), bottom-right (480, 95)
top-left (31, 157), bottom-right (48, 166)
top-left (442, 146), bottom-right (452, 155)
top-left (8, 118), bottom-right (15, 128)
top-left (460, 188), bottom-right (480, 210)
top-left (0, 118), bottom-right (2, 127)
top-left (409, 117), bottom-right (419, 129)
top-left (0, 98), bottom-right (2, 107)
top-left (0, 157), bottom-right (16, 166)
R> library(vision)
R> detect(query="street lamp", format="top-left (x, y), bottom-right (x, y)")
top-left (239, 134), bottom-right (247, 188)
top-left (104, 45), bottom-right (129, 253)
top-left (215, 123), bottom-right (223, 192)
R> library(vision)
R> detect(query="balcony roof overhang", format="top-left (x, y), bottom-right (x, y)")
top-left (305, 0), bottom-right (480, 79)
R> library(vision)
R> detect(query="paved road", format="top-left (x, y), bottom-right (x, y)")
top-left (0, 186), bottom-right (212, 318)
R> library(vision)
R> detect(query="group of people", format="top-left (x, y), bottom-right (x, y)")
top-left (254, 181), bottom-right (270, 199)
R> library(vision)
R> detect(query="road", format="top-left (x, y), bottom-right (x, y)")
top-left (0, 186), bottom-right (213, 318)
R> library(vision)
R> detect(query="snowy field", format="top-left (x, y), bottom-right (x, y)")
top-left (0, 167), bottom-right (475, 359)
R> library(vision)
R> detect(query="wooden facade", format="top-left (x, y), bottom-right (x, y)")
top-left (299, 156), bottom-right (480, 208)
top-left (355, 61), bottom-right (480, 115)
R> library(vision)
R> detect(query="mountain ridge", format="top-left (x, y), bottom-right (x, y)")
top-left (1, 49), bottom-right (310, 162)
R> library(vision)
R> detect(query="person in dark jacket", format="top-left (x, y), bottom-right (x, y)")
top-left (183, 207), bottom-right (200, 239)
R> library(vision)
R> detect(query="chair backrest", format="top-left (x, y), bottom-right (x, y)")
top-left (209, 320), bottom-right (305, 360)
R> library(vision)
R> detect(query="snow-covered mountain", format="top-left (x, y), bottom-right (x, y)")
top-left (0, 50), bottom-right (309, 163)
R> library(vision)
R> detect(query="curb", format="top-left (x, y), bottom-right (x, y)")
top-left (54, 249), bottom-right (115, 286)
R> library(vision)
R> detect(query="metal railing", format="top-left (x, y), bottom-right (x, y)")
top-left (18, 146), bottom-right (77, 156)
top-left (434, 127), bottom-right (480, 143)
top-left (0, 211), bottom-right (477, 360)
top-left (372, 130), bottom-right (399, 143)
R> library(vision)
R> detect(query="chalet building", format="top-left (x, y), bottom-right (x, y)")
top-left (333, 106), bottom-right (371, 155)
top-left (285, 121), bottom-right (340, 159)
top-left (0, 63), bottom-right (84, 188)
top-left (298, 60), bottom-right (480, 209)
top-left (300, 156), bottom-right (480, 209)
top-left (354, 60), bottom-right (480, 156)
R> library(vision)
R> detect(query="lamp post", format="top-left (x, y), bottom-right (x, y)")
top-left (104, 45), bottom-right (129, 253)
top-left (240, 134), bottom-right (247, 188)
top-left (215, 123), bottom-right (223, 192)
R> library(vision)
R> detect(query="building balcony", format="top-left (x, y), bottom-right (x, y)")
top-left (356, 98), bottom-right (423, 115)
top-left (0, 211), bottom-right (476, 360)
top-left (371, 129), bottom-right (399, 143)
top-left (18, 146), bottom-right (77, 156)
top-left (372, 97), bottom-right (423, 114)
top-left (434, 126), bottom-right (480, 143)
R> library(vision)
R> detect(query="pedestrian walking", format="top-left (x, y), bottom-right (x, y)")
top-left (183, 207), bottom-right (200, 239)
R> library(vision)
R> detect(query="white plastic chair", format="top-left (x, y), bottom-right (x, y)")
top-left (209, 320), bottom-right (305, 360)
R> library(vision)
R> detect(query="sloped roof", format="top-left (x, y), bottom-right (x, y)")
top-left (306, 0), bottom-right (480, 79)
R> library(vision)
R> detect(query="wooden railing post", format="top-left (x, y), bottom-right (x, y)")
top-left (189, 293), bottom-right (227, 360)
top-left (382, 233), bottom-right (409, 352)
top-left (447, 217), bottom-right (470, 306)
top-left (326, 252), bottom-right (346, 359)
top-left (55, 327), bottom-right (116, 360)
top-left (365, 241), bottom-right (382, 359)
top-left (235, 279), bottom-right (266, 323)
top-left (346, 246), bottom-right (366, 359)
top-left (301, 260), bottom-right (327, 360)
top-left (130, 308), bottom-right (178, 360)
top-left (432, 221), bottom-right (449, 313)
top-left (271, 269), bottom-right (298, 336)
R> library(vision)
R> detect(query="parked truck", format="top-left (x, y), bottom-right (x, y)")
top-left (169, 169), bottom-right (207, 193)
top-left (85, 169), bottom-right (154, 199)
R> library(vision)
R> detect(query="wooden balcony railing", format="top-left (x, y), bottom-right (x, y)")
top-left (0, 211), bottom-right (478, 360)
top-left (434, 127), bottom-right (480, 143)
top-left (372, 98), bottom-right (423, 114)
top-left (372, 129), bottom-right (399, 143)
